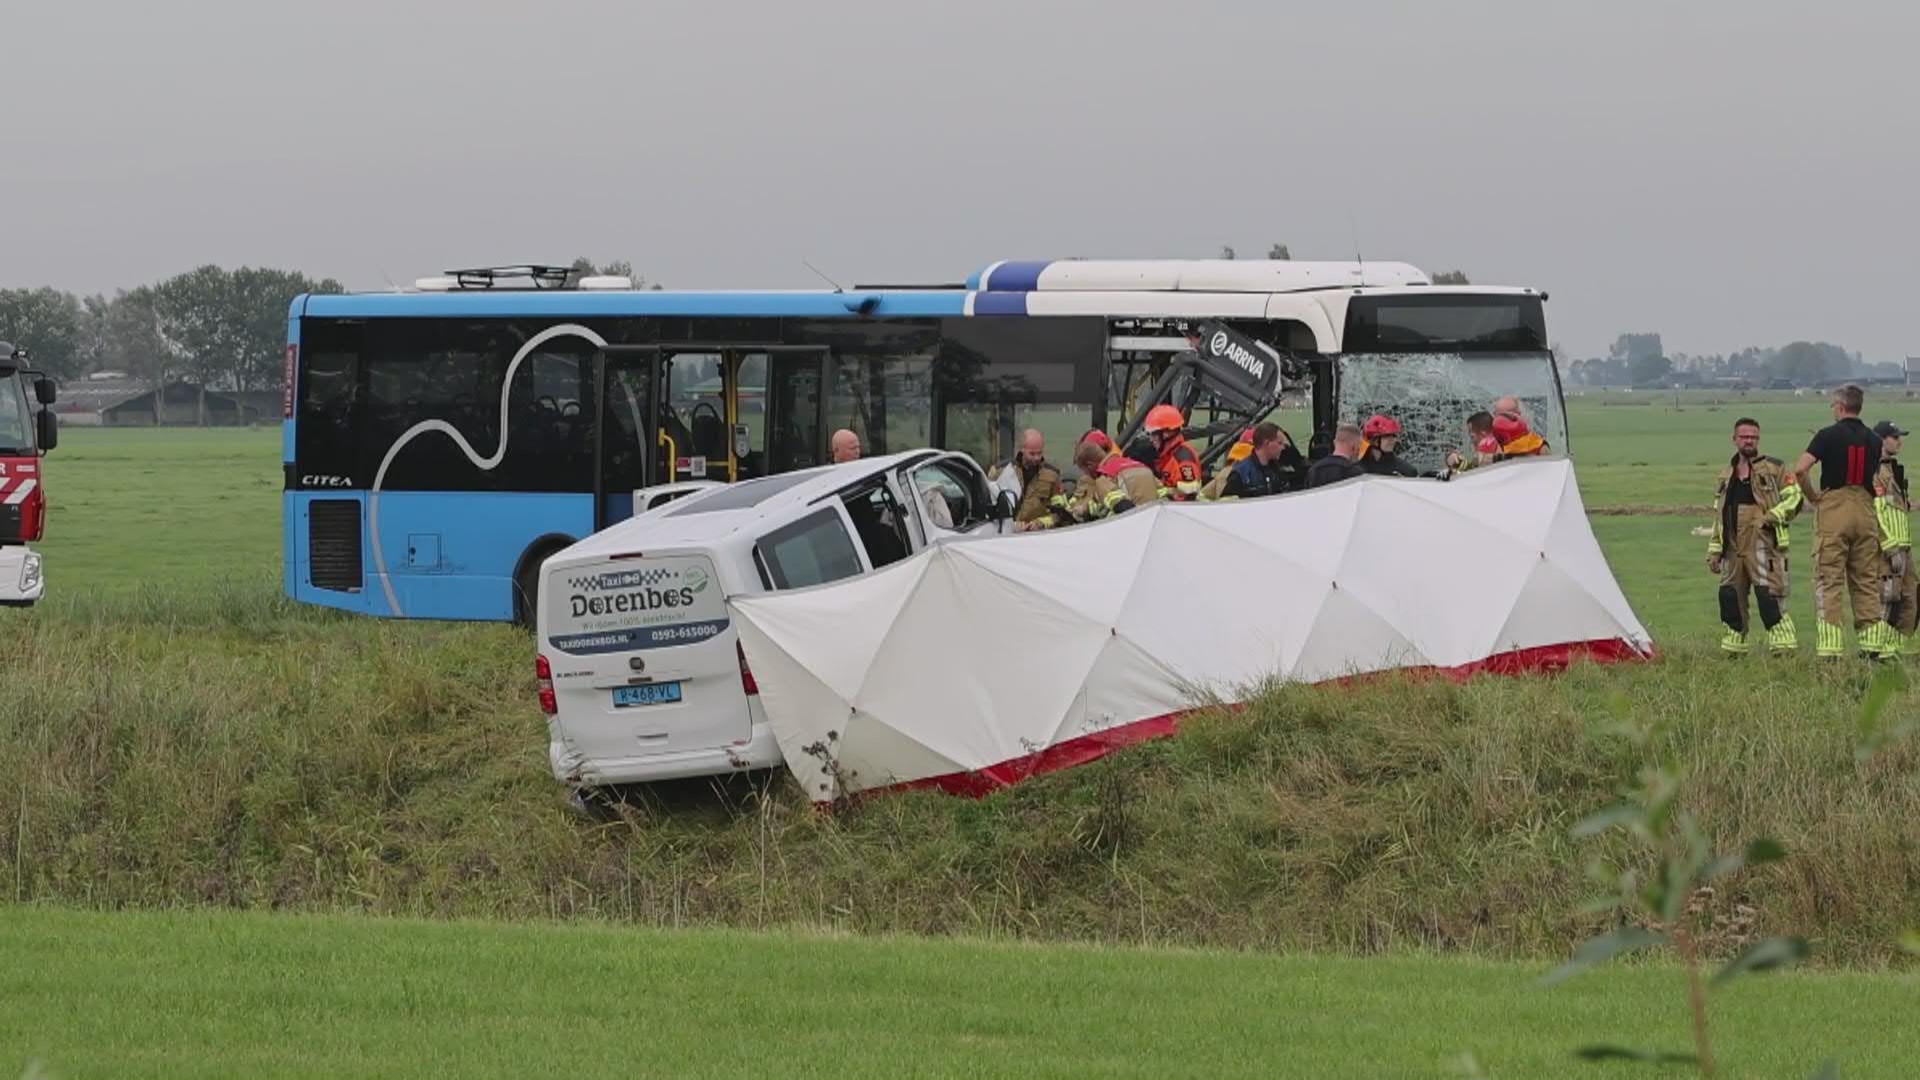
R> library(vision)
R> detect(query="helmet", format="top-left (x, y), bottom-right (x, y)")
top-left (1362, 414), bottom-right (1401, 439)
top-left (1492, 413), bottom-right (1531, 445)
top-left (1144, 404), bottom-right (1185, 434)
top-left (1082, 429), bottom-right (1114, 452)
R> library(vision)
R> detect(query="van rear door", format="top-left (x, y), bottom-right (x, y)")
top-left (542, 552), bottom-right (748, 761)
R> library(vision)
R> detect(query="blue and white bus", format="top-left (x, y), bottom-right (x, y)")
top-left (282, 259), bottom-right (1566, 622)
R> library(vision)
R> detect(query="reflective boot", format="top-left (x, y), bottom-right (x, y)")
top-left (1817, 620), bottom-right (1848, 660)
top-left (1766, 615), bottom-right (1798, 655)
top-left (1719, 627), bottom-right (1751, 656)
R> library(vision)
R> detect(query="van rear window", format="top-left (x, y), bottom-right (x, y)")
top-left (757, 508), bottom-right (863, 589)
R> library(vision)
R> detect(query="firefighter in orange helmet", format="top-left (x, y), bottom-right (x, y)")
top-left (1143, 404), bottom-right (1204, 500)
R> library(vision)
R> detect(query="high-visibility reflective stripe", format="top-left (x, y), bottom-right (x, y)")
top-left (1817, 621), bottom-right (1847, 657)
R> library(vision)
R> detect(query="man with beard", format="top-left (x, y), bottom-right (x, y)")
top-left (1708, 417), bottom-right (1802, 655)
top-left (997, 429), bottom-right (1064, 531)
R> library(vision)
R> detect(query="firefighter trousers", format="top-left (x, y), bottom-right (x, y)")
top-left (1814, 488), bottom-right (1891, 655)
top-left (1881, 549), bottom-right (1919, 637)
top-left (1718, 507), bottom-right (1793, 652)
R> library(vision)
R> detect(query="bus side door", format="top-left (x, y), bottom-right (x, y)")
top-left (592, 345), bottom-right (661, 530)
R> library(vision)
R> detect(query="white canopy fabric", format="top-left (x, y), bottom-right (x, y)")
top-left (731, 460), bottom-right (1652, 803)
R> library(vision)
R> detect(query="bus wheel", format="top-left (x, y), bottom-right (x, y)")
top-left (512, 537), bottom-right (572, 628)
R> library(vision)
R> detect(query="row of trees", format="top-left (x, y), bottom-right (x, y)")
top-left (0, 258), bottom-right (656, 391)
top-left (0, 267), bottom-right (344, 390)
top-left (1567, 333), bottom-right (1890, 388)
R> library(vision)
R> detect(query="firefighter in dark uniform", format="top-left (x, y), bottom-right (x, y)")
top-left (1793, 384), bottom-right (1897, 659)
top-left (1871, 420), bottom-right (1916, 655)
top-left (1708, 417), bottom-right (1802, 655)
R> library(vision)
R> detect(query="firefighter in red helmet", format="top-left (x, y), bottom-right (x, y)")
top-left (1359, 414), bottom-right (1418, 477)
top-left (1143, 404), bottom-right (1204, 500)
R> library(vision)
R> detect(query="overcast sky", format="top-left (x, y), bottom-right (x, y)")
top-left (3, 1), bottom-right (1913, 362)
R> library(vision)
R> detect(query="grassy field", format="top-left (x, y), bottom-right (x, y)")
top-left (5, 905), bottom-right (1914, 1079)
top-left (7, 404), bottom-right (1920, 1073)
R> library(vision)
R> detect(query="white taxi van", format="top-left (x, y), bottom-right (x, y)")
top-left (536, 450), bottom-right (1016, 788)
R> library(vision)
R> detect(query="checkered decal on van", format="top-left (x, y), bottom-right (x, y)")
top-left (567, 567), bottom-right (679, 593)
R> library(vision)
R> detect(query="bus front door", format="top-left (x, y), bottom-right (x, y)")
top-left (592, 345), bottom-right (661, 531)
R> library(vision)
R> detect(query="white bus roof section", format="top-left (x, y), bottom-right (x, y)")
top-left (972, 259), bottom-right (1432, 294)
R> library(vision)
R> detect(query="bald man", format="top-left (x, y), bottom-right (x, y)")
top-left (1000, 428), bottom-right (1063, 530)
top-left (830, 428), bottom-right (861, 464)
top-left (1493, 396), bottom-right (1525, 421)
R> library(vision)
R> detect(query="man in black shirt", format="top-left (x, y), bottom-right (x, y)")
top-left (1219, 423), bottom-right (1294, 500)
top-left (1793, 383), bottom-right (1895, 658)
top-left (1306, 423), bottom-right (1367, 489)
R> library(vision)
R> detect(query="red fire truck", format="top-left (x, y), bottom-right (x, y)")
top-left (1, 342), bottom-right (57, 606)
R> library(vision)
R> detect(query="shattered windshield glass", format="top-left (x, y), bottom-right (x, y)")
top-left (0, 374), bottom-right (31, 455)
top-left (1335, 351), bottom-right (1566, 475)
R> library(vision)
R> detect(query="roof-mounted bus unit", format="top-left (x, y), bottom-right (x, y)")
top-left (414, 265), bottom-right (581, 292)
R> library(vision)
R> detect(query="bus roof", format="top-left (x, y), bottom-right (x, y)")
top-left (300, 289), bottom-right (970, 320)
top-left (968, 259), bottom-right (1432, 292)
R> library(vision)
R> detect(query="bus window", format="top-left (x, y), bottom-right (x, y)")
top-left (663, 352), bottom-right (728, 481)
top-left (295, 320), bottom-right (362, 485)
top-left (735, 352), bottom-right (769, 478)
top-left (762, 351), bottom-right (827, 475)
top-left (880, 356), bottom-right (934, 453)
top-left (830, 352), bottom-right (935, 458)
top-left (601, 363), bottom-right (655, 497)
top-left (501, 344), bottom-right (594, 491)
top-left (362, 322), bottom-right (504, 491)
top-left (1013, 404), bottom-right (1093, 464)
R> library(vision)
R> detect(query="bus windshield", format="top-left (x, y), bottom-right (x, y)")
top-left (0, 373), bottom-right (32, 455)
top-left (1336, 351), bottom-right (1566, 476)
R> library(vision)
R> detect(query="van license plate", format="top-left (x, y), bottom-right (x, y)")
top-left (612, 683), bottom-right (683, 708)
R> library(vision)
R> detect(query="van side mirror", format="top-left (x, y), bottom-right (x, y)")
top-left (34, 378), bottom-right (56, 406)
top-left (36, 409), bottom-right (58, 454)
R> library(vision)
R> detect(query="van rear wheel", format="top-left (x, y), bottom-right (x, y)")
top-left (513, 537), bottom-right (572, 628)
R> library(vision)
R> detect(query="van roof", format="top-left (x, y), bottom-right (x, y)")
top-left (555, 450), bottom-right (941, 563)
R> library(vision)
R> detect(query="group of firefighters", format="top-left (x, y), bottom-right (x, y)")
top-left (991, 396), bottom-right (1555, 532)
top-left (1708, 383), bottom-right (1915, 661)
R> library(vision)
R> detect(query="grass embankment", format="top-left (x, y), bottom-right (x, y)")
top-left (4, 905), bottom-right (1915, 1079)
top-left (8, 584), bottom-right (1919, 965)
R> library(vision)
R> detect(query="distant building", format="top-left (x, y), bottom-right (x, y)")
top-left (51, 375), bottom-right (277, 427)
top-left (1907, 357), bottom-right (1920, 389)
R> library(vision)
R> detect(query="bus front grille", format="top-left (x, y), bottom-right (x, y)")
top-left (308, 499), bottom-right (364, 592)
